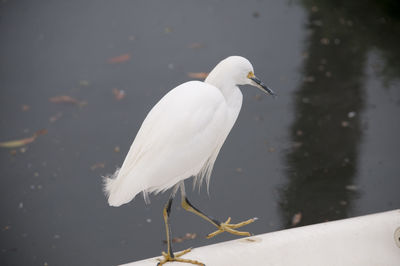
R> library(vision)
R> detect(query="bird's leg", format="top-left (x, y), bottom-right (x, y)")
top-left (157, 194), bottom-right (204, 266)
top-left (180, 182), bottom-right (256, 239)
top-left (205, 216), bottom-right (257, 239)
top-left (163, 197), bottom-right (174, 258)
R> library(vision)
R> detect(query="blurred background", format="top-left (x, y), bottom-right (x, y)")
top-left (1, 0), bottom-right (399, 265)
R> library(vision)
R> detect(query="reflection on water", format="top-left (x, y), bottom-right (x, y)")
top-left (280, 0), bottom-right (400, 227)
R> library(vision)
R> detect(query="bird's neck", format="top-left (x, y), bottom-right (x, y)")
top-left (205, 73), bottom-right (236, 98)
top-left (205, 78), bottom-right (242, 110)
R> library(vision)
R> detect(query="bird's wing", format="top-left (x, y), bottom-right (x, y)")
top-left (106, 81), bottom-right (230, 205)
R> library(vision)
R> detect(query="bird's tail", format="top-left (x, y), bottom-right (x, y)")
top-left (102, 168), bottom-right (120, 201)
top-left (103, 167), bottom-right (148, 206)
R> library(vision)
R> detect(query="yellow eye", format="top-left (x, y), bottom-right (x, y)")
top-left (247, 71), bottom-right (255, 79)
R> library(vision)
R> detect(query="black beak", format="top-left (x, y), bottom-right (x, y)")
top-left (251, 76), bottom-right (276, 97)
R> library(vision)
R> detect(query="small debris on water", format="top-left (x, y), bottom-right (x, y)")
top-left (348, 111), bottom-right (356, 118)
top-left (21, 105), bottom-right (30, 111)
top-left (293, 142), bottom-right (303, 148)
top-left (163, 233), bottom-right (197, 244)
top-left (49, 112), bottom-right (63, 123)
top-left (345, 184), bottom-right (358, 191)
top-left (112, 88), bottom-right (126, 100)
top-left (313, 20), bottom-right (323, 27)
top-left (291, 212), bottom-right (302, 226)
top-left (79, 80), bottom-right (90, 86)
top-left (2, 225), bottom-right (11, 231)
top-left (90, 163), bottom-right (105, 170)
top-left (304, 76), bottom-right (315, 82)
top-left (254, 94), bottom-right (262, 101)
top-left (341, 121), bottom-right (349, 127)
top-left (320, 38), bottom-right (330, 45)
top-left (188, 43), bottom-right (204, 49)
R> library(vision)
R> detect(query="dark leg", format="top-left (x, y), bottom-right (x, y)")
top-left (163, 197), bottom-right (174, 257)
top-left (180, 182), bottom-right (256, 239)
top-left (182, 196), bottom-right (220, 228)
top-left (157, 188), bottom-right (205, 266)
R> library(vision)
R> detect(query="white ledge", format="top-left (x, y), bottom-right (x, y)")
top-left (122, 210), bottom-right (400, 266)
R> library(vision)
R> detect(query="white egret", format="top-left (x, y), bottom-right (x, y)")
top-left (103, 56), bottom-right (275, 265)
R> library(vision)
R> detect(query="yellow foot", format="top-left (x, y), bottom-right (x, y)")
top-left (206, 217), bottom-right (257, 239)
top-left (157, 248), bottom-right (205, 266)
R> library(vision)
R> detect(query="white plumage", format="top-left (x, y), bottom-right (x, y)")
top-left (103, 56), bottom-right (274, 207)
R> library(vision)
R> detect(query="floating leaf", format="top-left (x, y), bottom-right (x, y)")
top-left (112, 88), bottom-right (126, 100)
top-left (49, 95), bottom-right (87, 106)
top-left (108, 53), bottom-right (131, 64)
top-left (187, 72), bottom-right (209, 79)
top-left (0, 129), bottom-right (47, 148)
top-left (1, 136), bottom-right (36, 148)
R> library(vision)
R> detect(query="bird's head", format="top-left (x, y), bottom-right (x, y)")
top-left (205, 56), bottom-right (276, 96)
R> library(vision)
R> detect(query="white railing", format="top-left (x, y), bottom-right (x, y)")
top-left (122, 210), bottom-right (400, 266)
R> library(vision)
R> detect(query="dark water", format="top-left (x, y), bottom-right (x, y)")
top-left (1, 0), bottom-right (399, 265)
